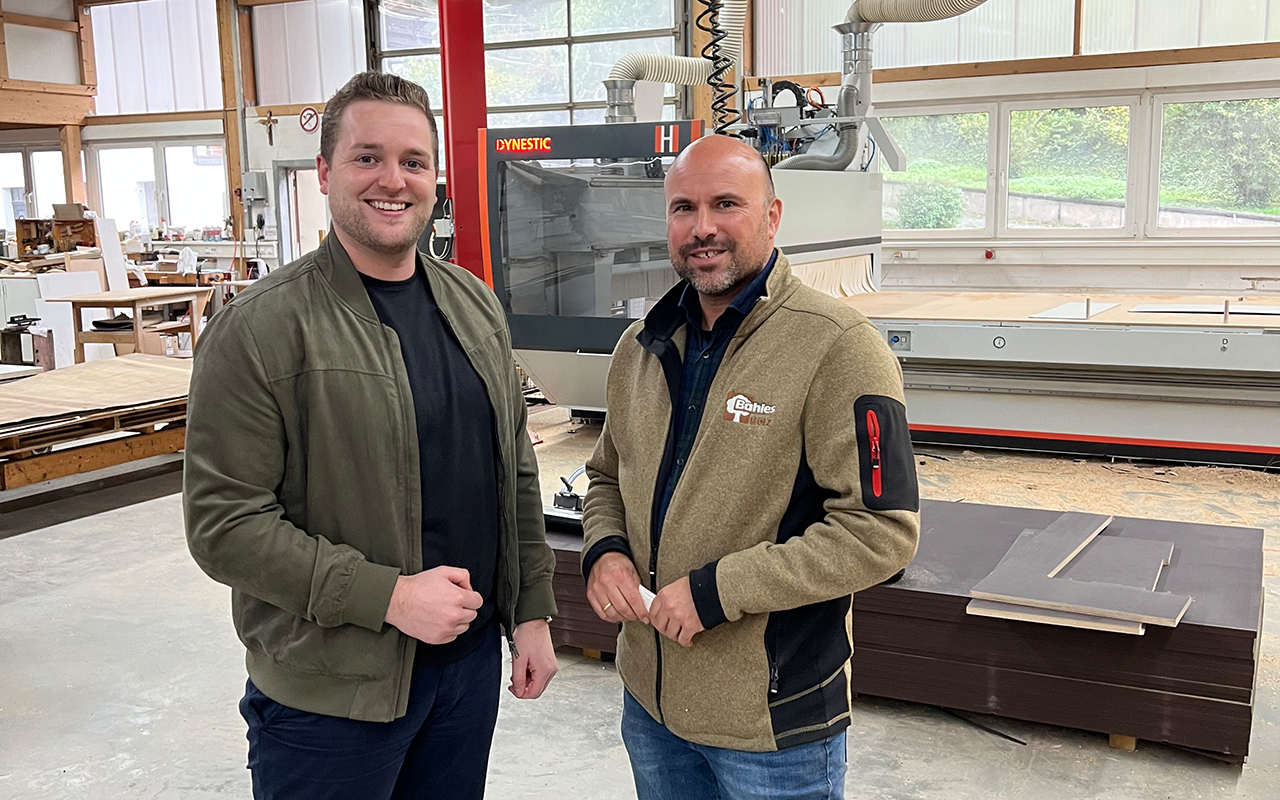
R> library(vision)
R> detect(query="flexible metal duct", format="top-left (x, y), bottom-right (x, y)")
top-left (846, 0), bottom-right (989, 24)
top-left (772, 75), bottom-right (859, 171)
top-left (605, 0), bottom-right (747, 123)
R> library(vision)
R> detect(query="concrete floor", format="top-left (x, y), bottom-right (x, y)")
top-left (1, 408), bottom-right (1278, 799)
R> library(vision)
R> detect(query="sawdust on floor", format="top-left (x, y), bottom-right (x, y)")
top-left (528, 405), bottom-right (1280, 578)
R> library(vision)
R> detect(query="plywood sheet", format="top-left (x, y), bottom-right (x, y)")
top-left (1029, 301), bottom-right (1119, 319)
top-left (967, 532), bottom-right (1174, 635)
top-left (842, 291), bottom-right (1280, 330)
top-left (971, 553), bottom-right (1193, 626)
top-left (1130, 303), bottom-right (1280, 316)
top-left (0, 354), bottom-right (191, 433)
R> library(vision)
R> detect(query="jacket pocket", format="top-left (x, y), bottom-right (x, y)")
top-left (236, 595), bottom-right (398, 681)
top-left (853, 395), bottom-right (919, 512)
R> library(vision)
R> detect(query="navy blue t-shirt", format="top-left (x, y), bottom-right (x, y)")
top-left (360, 267), bottom-right (500, 664)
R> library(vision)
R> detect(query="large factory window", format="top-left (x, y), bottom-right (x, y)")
top-left (1155, 94), bottom-right (1280, 232)
top-left (1005, 104), bottom-right (1133, 231)
top-left (879, 111), bottom-right (991, 233)
top-left (377, 0), bottom-right (681, 151)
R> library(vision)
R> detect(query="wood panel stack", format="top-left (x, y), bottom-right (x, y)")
top-left (852, 500), bottom-right (1263, 761)
top-left (546, 522), bottom-right (620, 654)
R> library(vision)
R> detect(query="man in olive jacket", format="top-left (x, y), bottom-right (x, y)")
top-left (184, 72), bottom-right (557, 800)
top-left (582, 135), bottom-right (920, 799)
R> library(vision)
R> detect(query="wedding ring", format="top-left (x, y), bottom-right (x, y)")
top-left (603, 602), bottom-right (613, 612)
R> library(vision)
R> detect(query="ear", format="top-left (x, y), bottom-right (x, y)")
top-left (766, 195), bottom-right (782, 239)
top-left (317, 155), bottom-right (330, 195)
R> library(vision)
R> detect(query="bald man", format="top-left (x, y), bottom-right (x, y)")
top-left (581, 135), bottom-right (921, 799)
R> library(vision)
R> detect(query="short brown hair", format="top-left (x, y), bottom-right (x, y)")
top-left (320, 71), bottom-right (439, 166)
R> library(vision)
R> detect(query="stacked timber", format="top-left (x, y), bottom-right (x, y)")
top-left (851, 499), bottom-right (1263, 761)
top-left (545, 519), bottom-right (620, 654)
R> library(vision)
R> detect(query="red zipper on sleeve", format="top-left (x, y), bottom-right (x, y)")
top-left (867, 409), bottom-right (883, 498)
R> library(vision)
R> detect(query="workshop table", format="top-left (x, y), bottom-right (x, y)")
top-left (46, 287), bottom-right (213, 363)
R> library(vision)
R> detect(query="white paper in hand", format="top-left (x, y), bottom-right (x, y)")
top-left (639, 586), bottom-right (656, 611)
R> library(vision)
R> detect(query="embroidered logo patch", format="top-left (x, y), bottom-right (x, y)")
top-left (724, 393), bottom-right (777, 426)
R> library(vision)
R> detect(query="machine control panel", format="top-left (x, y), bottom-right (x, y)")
top-left (888, 330), bottom-right (912, 352)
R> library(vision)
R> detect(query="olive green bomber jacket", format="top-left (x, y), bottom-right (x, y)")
top-left (183, 234), bottom-right (556, 723)
top-left (582, 251), bottom-right (920, 752)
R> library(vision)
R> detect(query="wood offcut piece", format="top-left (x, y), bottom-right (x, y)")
top-left (967, 531), bottom-right (1175, 635)
top-left (969, 511), bottom-right (1192, 626)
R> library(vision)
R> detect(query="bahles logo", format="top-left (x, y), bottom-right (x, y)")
top-left (724, 393), bottom-right (776, 426)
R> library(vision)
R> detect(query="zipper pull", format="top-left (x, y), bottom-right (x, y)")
top-left (867, 409), bottom-right (883, 498)
top-left (507, 635), bottom-right (519, 660)
top-left (769, 662), bottom-right (779, 695)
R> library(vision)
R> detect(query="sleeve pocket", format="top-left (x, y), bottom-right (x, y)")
top-left (853, 395), bottom-right (920, 512)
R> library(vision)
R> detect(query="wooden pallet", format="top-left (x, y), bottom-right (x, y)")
top-left (0, 398), bottom-right (187, 458)
top-left (1, 425), bottom-right (186, 490)
top-left (0, 354), bottom-right (192, 489)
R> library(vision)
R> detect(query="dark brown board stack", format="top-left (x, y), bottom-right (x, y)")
top-left (546, 525), bottom-right (620, 654)
top-left (851, 500), bottom-right (1263, 761)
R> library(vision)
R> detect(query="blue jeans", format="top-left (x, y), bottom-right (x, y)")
top-left (239, 624), bottom-right (501, 800)
top-left (621, 690), bottom-right (847, 800)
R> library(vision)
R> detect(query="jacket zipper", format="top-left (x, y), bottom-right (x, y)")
top-left (766, 621), bottom-right (779, 696)
top-left (867, 409), bottom-right (883, 499)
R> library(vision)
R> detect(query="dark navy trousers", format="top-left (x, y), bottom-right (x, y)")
top-left (239, 624), bottom-right (502, 800)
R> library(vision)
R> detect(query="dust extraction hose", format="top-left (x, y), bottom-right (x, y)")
top-left (604, 0), bottom-right (746, 124)
top-left (846, 0), bottom-right (989, 24)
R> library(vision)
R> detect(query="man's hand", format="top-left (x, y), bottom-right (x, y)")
top-left (649, 577), bottom-right (704, 647)
top-left (586, 552), bottom-right (649, 624)
top-left (384, 566), bottom-right (484, 644)
top-left (509, 618), bottom-right (558, 700)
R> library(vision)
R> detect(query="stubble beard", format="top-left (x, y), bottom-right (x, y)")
top-left (329, 191), bottom-right (433, 256)
top-left (672, 215), bottom-right (770, 297)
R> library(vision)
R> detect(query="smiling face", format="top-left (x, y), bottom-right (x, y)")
top-left (317, 99), bottom-right (438, 257)
top-left (665, 136), bottom-right (782, 298)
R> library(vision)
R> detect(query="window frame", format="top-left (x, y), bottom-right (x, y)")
top-left (86, 137), bottom-right (230, 234)
top-left (0, 146), bottom-right (70, 222)
top-left (996, 94), bottom-right (1145, 240)
top-left (876, 101), bottom-right (1000, 240)
top-left (1144, 85), bottom-right (1280, 239)
top-left (374, 0), bottom-right (685, 123)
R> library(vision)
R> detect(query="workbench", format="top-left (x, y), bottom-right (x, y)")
top-left (46, 287), bottom-right (212, 363)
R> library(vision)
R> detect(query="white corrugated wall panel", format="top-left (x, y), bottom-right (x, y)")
top-left (138, 0), bottom-right (177, 112)
top-left (284, 3), bottom-right (323, 104)
top-left (1201, 0), bottom-right (1266, 46)
top-left (108, 4), bottom-right (149, 113)
top-left (1015, 0), bottom-right (1072, 58)
top-left (1134, 0), bottom-right (1198, 51)
top-left (753, 0), bottom-right (846, 78)
top-left (168, 0), bottom-right (207, 111)
top-left (959, 0), bottom-right (1015, 63)
top-left (759, 0), bottom-right (1071, 72)
top-left (901, 17), bottom-right (962, 67)
top-left (91, 0), bottom-right (219, 115)
top-left (195, 0), bottom-right (221, 108)
top-left (1082, 0), bottom-right (1136, 54)
top-left (253, 5), bottom-right (292, 105)
top-left (316, 0), bottom-right (357, 99)
top-left (253, 0), bottom-right (363, 105)
top-left (94, 9), bottom-right (120, 115)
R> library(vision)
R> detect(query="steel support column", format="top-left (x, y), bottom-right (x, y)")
top-left (438, 0), bottom-right (486, 279)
